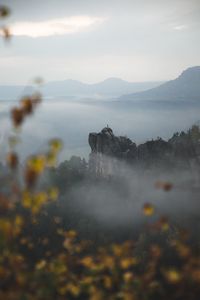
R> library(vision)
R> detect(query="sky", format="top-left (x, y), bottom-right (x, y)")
top-left (0, 0), bottom-right (199, 84)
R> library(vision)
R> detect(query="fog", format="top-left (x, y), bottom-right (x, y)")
top-left (49, 153), bottom-right (200, 244)
top-left (71, 160), bottom-right (199, 221)
top-left (1, 99), bottom-right (200, 163)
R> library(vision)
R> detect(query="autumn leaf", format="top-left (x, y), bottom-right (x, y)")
top-left (143, 203), bottom-right (155, 216)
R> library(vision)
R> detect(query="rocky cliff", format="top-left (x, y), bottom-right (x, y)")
top-left (89, 127), bottom-right (137, 158)
top-left (88, 126), bottom-right (200, 176)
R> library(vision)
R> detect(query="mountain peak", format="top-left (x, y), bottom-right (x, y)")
top-left (102, 77), bottom-right (127, 83)
top-left (120, 66), bottom-right (200, 102)
top-left (179, 66), bottom-right (200, 81)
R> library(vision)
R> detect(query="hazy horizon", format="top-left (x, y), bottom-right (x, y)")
top-left (0, 65), bottom-right (198, 86)
top-left (0, 77), bottom-right (165, 86)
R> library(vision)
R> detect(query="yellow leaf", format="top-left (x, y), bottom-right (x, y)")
top-left (36, 259), bottom-right (47, 270)
top-left (22, 190), bottom-right (32, 208)
top-left (15, 215), bottom-right (23, 227)
top-left (68, 283), bottom-right (80, 296)
top-left (49, 138), bottom-right (63, 153)
top-left (81, 256), bottom-right (94, 268)
top-left (164, 269), bottom-right (182, 284)
top-left (34, 192), bottom-right (48, 205)
top-left (27, 155), bottom-right (46, 174)
top-left (48, 187), bottom-right (59, 201)
top-left (103, 276), bottom-right (112, 289)
top-left (143, 203), bottom-right (155, 216)
top-left (123, 272), bottom-right (134, 283)
top-left (120, 257), bottom-right (138, 269)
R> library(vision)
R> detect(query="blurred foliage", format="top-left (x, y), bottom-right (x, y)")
top-left (0, 5), bottom-right (11, 41)
top-left (0, 5), bottom-right (10, 18)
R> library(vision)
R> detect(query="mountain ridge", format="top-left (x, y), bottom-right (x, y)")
top-left (0, 78), bottom-right (163, 100)
top-left (119, 66), bottom-right (200, 102)
top-left (42, 78), bottom-right (163, 98)
top-left (1, 66), bottom-right (199, 101)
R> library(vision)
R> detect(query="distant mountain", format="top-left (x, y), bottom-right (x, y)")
top-left (0, 78), bottom-right (162, 100)
top-left (42, 78), bottom-right (163, 98)
top-left (3, 67), bottom-right (200, 102)
top-left (119, 67), bottom-right (200, 103)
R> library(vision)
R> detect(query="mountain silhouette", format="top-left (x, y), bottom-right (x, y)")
top-left (0, 78), bottom-right (162, 100)
top-left (42, 77), bottom-right (162, 98)
top-left (120, 66), bottom-right (200, 102)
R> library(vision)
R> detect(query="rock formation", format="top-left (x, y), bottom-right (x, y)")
top-left (89, 127), bottom-right (137, 158)
top-left (89, 127), bottom-right (137, 176)
top-left (88, 127), bottom-right (171, 175)
top-left (88, 126), bottom-right (200, 176)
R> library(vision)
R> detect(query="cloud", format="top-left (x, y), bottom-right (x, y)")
top-left (10, 16), bottom-right (105, 37)
top-left (173, 24), bottom-right (188, 31)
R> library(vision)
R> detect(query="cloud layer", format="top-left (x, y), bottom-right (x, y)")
top-left (10, 16), bottom-right (105, 37)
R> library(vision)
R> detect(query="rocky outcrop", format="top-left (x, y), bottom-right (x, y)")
top-left (89, 127), bottom-right (137, 159)
top-left (88, 127), bottom-right (173, 175)
top-left (88, 126), bottom-right (200, 176)
top-left (88, 127), bottom-right (137, 175)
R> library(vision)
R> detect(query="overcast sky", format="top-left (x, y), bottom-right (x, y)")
top-left (0, 0), bottom-right (199, 84)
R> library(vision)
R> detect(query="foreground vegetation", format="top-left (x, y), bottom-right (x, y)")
top-left (0, 88), bottom-right (199, 300)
